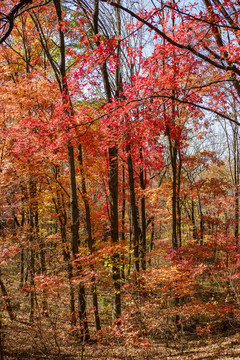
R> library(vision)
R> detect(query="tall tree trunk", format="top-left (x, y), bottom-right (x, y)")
top-left (121, 165), bottom-right (126, 279)
top-left (191, 200), bottom-right (197, 240)
top-left (54, 190), bottom-right (77, 326)
top-left (233, 123), bottom-right (239, 244)
top-left (78, 144), bottom-right (101, 331)
top-left (19, 196), bottom-right (25, 289)
top-left (53, 0), bottom-right (89, 340)
top-left (92, 0), bottom-right (121, 320)
top-left (177, 148), bottom-right (182, 247)
top-left (128, 210), bottom-right (133, 276)
top-left (148, 218), bottom-right (155, 267)
top-left (198, 196), bottom-right (204, 245)
top-left (109, 145), bottom-right (121, 319)
top-left (139, 148), bottom-right (146, 270)
top-left (67, 144), bottom-right (80, 257)
top-left (0, 314), bottom-right (3, 360)
top-left (169, 137), bottom-right (178, 249)
top-left (235, 186), bottom-right (239, 244)
top-left (126, 144), bottom-right (140, 272)
top-left (29, 177), bottom-right (35, 323)
top-left (0, 268), bottom-right (15, 321)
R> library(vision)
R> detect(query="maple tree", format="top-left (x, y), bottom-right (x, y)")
top-left (0, 0), bottom-right (240, 359)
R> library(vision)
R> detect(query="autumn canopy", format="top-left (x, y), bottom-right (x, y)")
top-left (0, 0), bottom-right (240, 358)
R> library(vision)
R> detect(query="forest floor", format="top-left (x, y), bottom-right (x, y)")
top-left (80, 332), bottom-right (240, 360)
top-left (2, 258), bottom-right (240, 359)
top-left (3, 329), bottom-right (240, 359)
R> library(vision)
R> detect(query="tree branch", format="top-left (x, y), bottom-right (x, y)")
top-left (0, 0), bottom-right (51, 44)
top-left (99, 0), bottom-right (240, 77)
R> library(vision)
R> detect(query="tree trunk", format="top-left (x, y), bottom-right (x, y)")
top-left (191, 200), bottom-right (197, 240)
top-left (233, 124), bottom-right (239, 244)
top-left (78, 144), bottom-right (101, 331)
top-left (139, 148), bottom-right (146, 270)
top-left (0, 314), bottom-right (3, 360)
top-left (53, 0), bottom-right (89, 340)
top-left (0, 269), bottom-right (15, 321)
top-left (54, 190), bottom-right (77, 326)
top-left (126, 144), bottom-right (140, 272)
top-left (19, 201), bottom-right (25, 289)
top-left (29, 177), bottom-right (36, 323)
top-left (92, 0), bottom-right (121, 320)
top-left (177, 148), bottom-right (182, 247)
top-left (148, 218), bottom-right (155, 267)
top-left (198, 196), bottom-right (204, 245)
top-left (121, 165), bottom-right (126, 279)
top-left (67, 144), bottom-right (80, 257)
top-left (109, 146), bottom-right (121, 319)
top-left (169, 138), bottom-right (178, 249)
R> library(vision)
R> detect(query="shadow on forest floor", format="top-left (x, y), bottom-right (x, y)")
top-left (2, 329), bottom-right (240, 359)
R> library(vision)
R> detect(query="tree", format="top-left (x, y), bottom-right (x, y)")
top-left (1, 0), bottom-right (240, 358)
top-left (99, 0), bottom-right (240, 125)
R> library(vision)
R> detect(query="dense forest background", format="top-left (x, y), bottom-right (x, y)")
top-left (1, 0), bottom-right (240, 359)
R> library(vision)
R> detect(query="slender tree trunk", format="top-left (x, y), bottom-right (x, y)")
top-left (121, 165), bottom-right (126, 243)
top-left (68, 145), bottom-right (89, 338)
top-left (126, 144), bottom-right (140, 272)
top-left (34, 193), bottom-right (47, 314)
top-left (191, 200), bottom-right (197, 240)
top-left (53, 0), bottom-right (89, 340)
top-left (177, 149), bottom-right (182, 247)
top-left (54, 190), bottom-right (77, 326)
top-left (198, 196), bottom-right (204, 245)
top-left (19, 200), bottom-right (25, 288)
top-left (0, 314), bottom-right (3, 360)
top-left (39, 235), bottom-right (47, 313)
top-left (121, 165), bottom-right (126, 279)
top-left (0, 269), bottom-right (15, 321)
top-left (128, 211), bottom-right (132, 276)
top-left (29, 178), bottom-right (35, 323)
top-left (92, 0), bottom-right (121, 320)
top-left (139, 148), bottom-right (146, 270)
top-left (19, 248), bottom-right (24, 289)
top-left (169, 138), bottom-right (178, 249)
top-left (148, 218), bottom-right (155, 267)
top-left (109, 146), bottom-right (121, 319)
top-left (233, 124), bottom-right (239, 244)
top-left (67, 144), bottom-right (80, 256)
top-left (78, 144), bottom-right (101, 331)
top-left (235, 186), bottom-right (239, 244)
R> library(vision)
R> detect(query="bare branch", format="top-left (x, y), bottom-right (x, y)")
top-left (99, 0), bottom-right (240, 77)
top-left (0, 0), bottom-right (52, 44)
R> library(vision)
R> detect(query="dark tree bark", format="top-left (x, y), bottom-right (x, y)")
top-left (177, 148), bottom-right (182, 247)
top-left (53, 0), bottom-right (89, 340)
top-left (139, 148), bottom-right (146, 270)
top-left (0, 269), bottom-right (15, 321)
top-left (121, 165), bottom-right (126, 279)
top-left (169, 136), bottom-right (178, 249)
top-left (127, 144), bottom-right (140, 272)
top-left (232, 123), bottom-right (239, 244)
top-left (78, 144), bottom-right (101, 331)
top-left (92, 0), bottom-right (121, 320)
top-left (29, 177), bottom-right (36, 323)
top-left (0, 0), bottom-right (33, 44)
top-left (198, 196), bottom-right (204, 245)
top-left (53, 189), bottom-right (77, 326)
top-left (191, 200), bottom-right (197, 240)
top-left (19, 200), bottom-right (25, 289)
top-left (99, 0), bottom-right (240, 129)
top-left (148, 218), bottom-right (155, 267)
